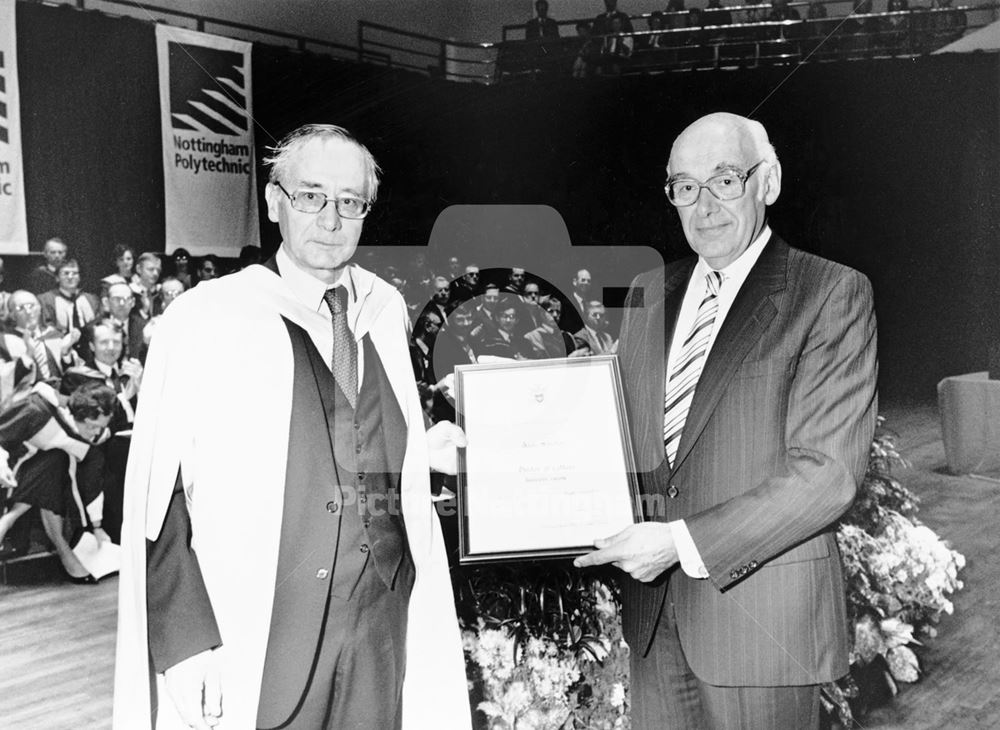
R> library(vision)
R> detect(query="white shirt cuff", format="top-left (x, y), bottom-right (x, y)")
top-left (668, 519), bottom-right (710, 579)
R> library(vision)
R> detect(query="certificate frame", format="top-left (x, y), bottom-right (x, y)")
top-left (454, 354), bottom-right (642, 564)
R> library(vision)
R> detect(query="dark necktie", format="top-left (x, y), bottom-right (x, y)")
top-left (323, 287), bottom-right (358, 408)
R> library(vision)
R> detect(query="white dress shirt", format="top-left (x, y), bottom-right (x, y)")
top-left (667, 225), bottom-right (771, 579)
top-left (275, 245), bottom-right (364, 381)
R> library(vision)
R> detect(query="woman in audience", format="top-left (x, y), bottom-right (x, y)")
top-left (101, 245), bottom-right (135, 291)
top-left (0, 379), bottom-right (115, 581)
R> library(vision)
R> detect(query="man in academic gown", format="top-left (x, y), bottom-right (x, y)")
top-left (113, 124), bottom-right (470, 730)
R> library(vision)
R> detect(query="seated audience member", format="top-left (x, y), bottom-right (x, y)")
top-left (426, 275), bottom-right (454, 321)
top-left (446, 255), bottom-right (463, 282)
top-left (519, 280), bottom-right (547, 330)
top-left (637, 11), bottom-right (669, 49)
top-left (0, 258), bottom-right (10, 321)
top-left (526, 0), bottom-right (561, 39)
top-left (566, 268), bottom-right (592, 332)
top-left (143, 277), bottom-right (186, 346)
top-left (38, 260), bottom-right (100, 335)
top-left (83, 317), bottom-right (143, 543)
top-left (237, 245), bottom-right (262, 271)
top-left (524, 297), bottom-right (579, 358)
top-left (573, 300), bottom-right (618, 354)
top-left (503, 267), bottom-right (527, 295)
top-left (930, 0), bottom-right (965, 45)
top-left (600, 13), bottom-right (634, 73)
top-left (839, 0), bottom-right (882, 56)
top-left (410, 310), bottom-right (444, 388)
top-left (478, 294), bottom-right (536, 360)
top-left (0, 379), bottom-right (115, 580)
top-left (450, 264), bottom-right (482, 302)
top-left (406, 252), bottom-right (435, 294)
top-left (471, 283), bottom-right (503, 340)
top-left (170, 248), bottom-right (193, 290)
top-left (593, 0), bottom-right (634, 35)
top-left (194, 253), bottom-right (219, 287)
top-left (0, 290), bottom-right (77, 391)
top-left (704, 0), bottom-right (734, 26)
top-left (743, 0), bottom-right (767, 23)
top-left (522, 280), bottom-right (542, 306)
top-left (109, 244), bottom-right (135, 284)
top-left (573, 21), bottom-right (598, 77)
top-left (101, 282), bottom-right (145, 362)
top-left (428, 304), bottom-right (482, 422)
top-left (130, 252), bottom-right (162, 320)
top-left (28, 237), bottom-right (68, 294)
top-left (880, 0), bottom-right (911, 53)
top-left (680, 8), bottom-right (712, 65)
top-left (802, 1), bottom-right (837, 56)
top-left (767, 0), bottom-right (802, 46)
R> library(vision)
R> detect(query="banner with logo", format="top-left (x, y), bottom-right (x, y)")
top-left (0, 0), bottom-right (29, 254)
top-left (156, 25), bottom-right (259, 256)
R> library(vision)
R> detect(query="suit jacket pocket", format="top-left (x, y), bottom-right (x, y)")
top-left (764, 533), bottom-right (832, 566)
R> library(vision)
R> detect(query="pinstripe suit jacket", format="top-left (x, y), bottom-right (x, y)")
top-left (617, 234), bottom-right (877, 687)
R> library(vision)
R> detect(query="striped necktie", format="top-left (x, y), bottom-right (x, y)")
top-left (30, 331), bottom-right (52, 381)
top-left (323, 287), bottom-right (358, 409)
top-left (663, 270), bottom-right (723, 467)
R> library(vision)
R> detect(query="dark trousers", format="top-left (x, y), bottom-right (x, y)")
top-left (269, 558), bottom-right (411, 730)
top-left (630, 600), bottom-right (820, 730)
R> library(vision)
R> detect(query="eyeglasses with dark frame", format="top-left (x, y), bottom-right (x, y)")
top-left (275, 182), bottom-right (372, 220)
top-left (665, 161), bottom-right (766, 207)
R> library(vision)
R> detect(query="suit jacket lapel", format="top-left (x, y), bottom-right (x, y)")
top-left (671, 236), bottom-right (789, 473)
top-left (632, 261), bottom-right (693, 473)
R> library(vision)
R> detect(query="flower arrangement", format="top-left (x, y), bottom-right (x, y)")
top-left (457, 418), bottom-right (964, 728)
top-left (457, 564), bottom-right (630, 729)
top-left (821, 417), bottom-right (966, 725)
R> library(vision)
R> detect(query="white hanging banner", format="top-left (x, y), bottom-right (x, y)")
top-left (0, 0), bottom-right (29, 254)
top-left (156, 25), bottom-right (259, 256)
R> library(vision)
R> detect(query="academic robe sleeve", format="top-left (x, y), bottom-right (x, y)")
top-left (146, 467), bottom-right (222, 673)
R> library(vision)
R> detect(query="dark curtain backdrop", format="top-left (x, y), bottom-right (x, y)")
top-left (12, 2), bottom-right (1000, 400)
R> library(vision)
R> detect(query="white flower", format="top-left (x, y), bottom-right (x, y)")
top-left (609, 682), bottom-right (626, 708)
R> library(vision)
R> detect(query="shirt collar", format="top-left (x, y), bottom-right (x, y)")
top-left (694, 223), bottom-right (771, 290)
top-left (275, 244), bottom-right (356, 313)
top-left (95, 360), bottom-right (115, 377)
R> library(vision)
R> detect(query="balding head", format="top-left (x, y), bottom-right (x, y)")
top-left (666, 112), bottom-right (781, 269)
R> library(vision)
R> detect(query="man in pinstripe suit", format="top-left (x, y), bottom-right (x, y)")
top-left (576, 112), bottom-right (878, 728)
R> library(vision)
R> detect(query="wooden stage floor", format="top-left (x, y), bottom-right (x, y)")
top-left (0, 399), bottom-right (997, 729)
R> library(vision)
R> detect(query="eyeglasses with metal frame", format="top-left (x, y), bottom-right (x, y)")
top-left (275, 182), bottom-right (372, 220)
top-left (665, 161), bottom-right (766, 207)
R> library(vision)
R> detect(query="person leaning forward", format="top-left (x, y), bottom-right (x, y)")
top-left (576, 112), bottom-right (878, 729)
top-left (113, 124), bottom-right (471, 730)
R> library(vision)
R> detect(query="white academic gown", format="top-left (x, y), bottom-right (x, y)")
top-left (113, 264), bottom-right (471, 729)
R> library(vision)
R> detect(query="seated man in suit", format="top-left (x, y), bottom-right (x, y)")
top-left (576, 112), bottom-right (877, 729)
top-left (129, 252), bottom-right (162, 320)
top-left (0, 290), bottom-right (77, 393)
top-left (573, 300), bottom-right (617, 354)
top-left (27, 237), bottom-right (68, 294)
top-left (101, 282), bottom-right (145, 361)
top-left (38, 259), bottom-right (100, 335)
top-left (84, 317), bottom-right (142, 544)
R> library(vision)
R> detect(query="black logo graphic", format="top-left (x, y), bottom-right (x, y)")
top-left (169, 42), bottom-right (248, 136)
top-left (0, 50), bottom-right (8, 145)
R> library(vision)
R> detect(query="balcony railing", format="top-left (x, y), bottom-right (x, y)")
top-left (497, 4), bottom-right (995, 78)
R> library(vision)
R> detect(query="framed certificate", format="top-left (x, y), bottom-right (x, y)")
top-left (455, 355), bottom-right (641, 563)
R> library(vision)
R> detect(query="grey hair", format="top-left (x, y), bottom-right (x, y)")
top-left (263, 124), bottom-right (382, 203)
